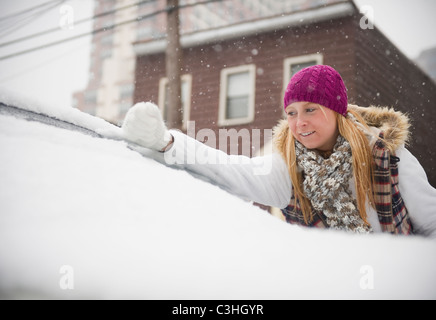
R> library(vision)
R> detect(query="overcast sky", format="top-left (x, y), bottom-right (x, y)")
top-left (353, 0), bottom-right (436, 58)
top-left (0, 0), bottom-right (435, 109)
top-left (0, 0), bottom-right (94, 107)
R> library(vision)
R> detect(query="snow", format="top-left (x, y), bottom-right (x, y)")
top-left (134, 2), bottom-right (354, 56)
top-left (0, 87), bottom-right (120, 136)
top-left (0, 102), bottom-right (436, 299)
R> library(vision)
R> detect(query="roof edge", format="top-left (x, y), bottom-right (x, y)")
top-left (134, 2), bottom-right (355, 56)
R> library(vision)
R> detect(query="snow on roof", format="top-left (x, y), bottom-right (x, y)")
top-left (175, 0), bottom-right (349, 35)
top-left (134, 1), bottom-right (355, 56)
top-left (0, 95), bottom-right (436, 299)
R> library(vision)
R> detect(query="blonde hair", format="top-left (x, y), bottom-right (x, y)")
top-left (284, 107), bottom-right (376, 225)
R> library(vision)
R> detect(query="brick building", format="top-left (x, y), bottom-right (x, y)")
top-left (133, 0), bottom-right (436, 187)
top-left (74, 0), bottom-right (312, 123)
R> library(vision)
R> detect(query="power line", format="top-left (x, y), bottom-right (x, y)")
top-left (0, 7), bottom-right (166, 61)
top-left (0, 40), bottom-right (89, 84)
top-left (0, 0), bottom-right (225, 61)
top-left (0, 0), bottom-right (66, 23)
top-left (0, 0), bottom-right (157, 48)
top-left (0, 1), bottom-right (66, 39)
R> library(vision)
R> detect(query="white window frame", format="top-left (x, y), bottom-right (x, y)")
top-left (283, 53), bottom-right (324, 95)
top-left (158, 74), bottom-right (192, 131)
top-left (218, 64), bottom-right (256, 127)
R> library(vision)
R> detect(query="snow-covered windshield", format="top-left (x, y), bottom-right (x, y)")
top-left (1, 0), bottom-right (436, 300)
top-left (1, 99), bottom-right (436, 299)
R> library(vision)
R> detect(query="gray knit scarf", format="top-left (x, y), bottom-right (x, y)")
top-left (295, 135), bottom-right (373, 234)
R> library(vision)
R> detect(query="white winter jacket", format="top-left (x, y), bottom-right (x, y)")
top-left (162, 106), bottom-right (436, 238)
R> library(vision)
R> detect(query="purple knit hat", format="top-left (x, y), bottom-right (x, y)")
top-left (284, 65), bottom-right (348, 116)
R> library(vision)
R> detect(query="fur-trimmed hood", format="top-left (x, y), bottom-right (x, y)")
top-left (273, 104), bottom-right (410, 158)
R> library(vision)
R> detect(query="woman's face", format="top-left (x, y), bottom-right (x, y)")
top-left (286, 102), bottom-right (339, 152)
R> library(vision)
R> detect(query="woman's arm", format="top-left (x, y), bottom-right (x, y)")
top-left (163, 130), bottom-right (292, 209)
top-left (122, 102), bottom-right (292, 209)
top-left (397, 146), bottom-right (436, 238)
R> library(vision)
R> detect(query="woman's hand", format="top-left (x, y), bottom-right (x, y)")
top-left (121, 102), bottom-right (173, 152)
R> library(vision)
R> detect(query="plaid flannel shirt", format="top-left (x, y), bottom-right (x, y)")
top-left (281, 133), bottom-right (414, 235)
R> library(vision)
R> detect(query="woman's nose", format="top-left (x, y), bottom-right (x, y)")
top-left (296, 115), bottom-right (307, 127)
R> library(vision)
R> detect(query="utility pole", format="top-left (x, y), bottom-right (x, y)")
top-left (165, 0), bottom-right (183, 130)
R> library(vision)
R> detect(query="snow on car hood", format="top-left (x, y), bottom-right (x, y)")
top-left (0, 102), bottom-right (435, 299)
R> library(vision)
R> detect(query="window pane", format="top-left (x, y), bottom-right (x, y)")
top-left (226, 71), bottom-right (250, 120)
top-left (226, 96), bottom-right (249, 119)
top-left (227, 72), bottom-right (250, 97)
top-left (291, 60), bottom-right (317, 76)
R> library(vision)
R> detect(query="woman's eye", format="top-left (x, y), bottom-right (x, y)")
top-left (306, 108), bottom-right (316, 113)
top-left (287, 112), bottom-right (296, 116)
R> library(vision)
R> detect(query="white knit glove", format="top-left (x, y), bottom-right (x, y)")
top-left (121, 102), bottom-right (173, 151)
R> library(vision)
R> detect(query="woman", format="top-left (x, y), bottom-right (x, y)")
top-left (122, 65), bottom-right (436, 237)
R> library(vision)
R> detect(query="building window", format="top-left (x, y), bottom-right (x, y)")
top-left (137, 26), bottom-right (153, 41)
top-left (219, 64), bottom-right (256, 126)
top-left (120, 83), bottom-right (134, 101)
top-left (101, 34), bottom-right (113, 46)
top-left (84, 90), bottom-right (97, 105)
top-left (283, 53), bottom-right (324, 94)
top-left (119, 83), bottom-right (134, 120)
top-left (100, 48), bottom-right (112, 60)
top-left (158, 74), bottom-right (192, 130)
